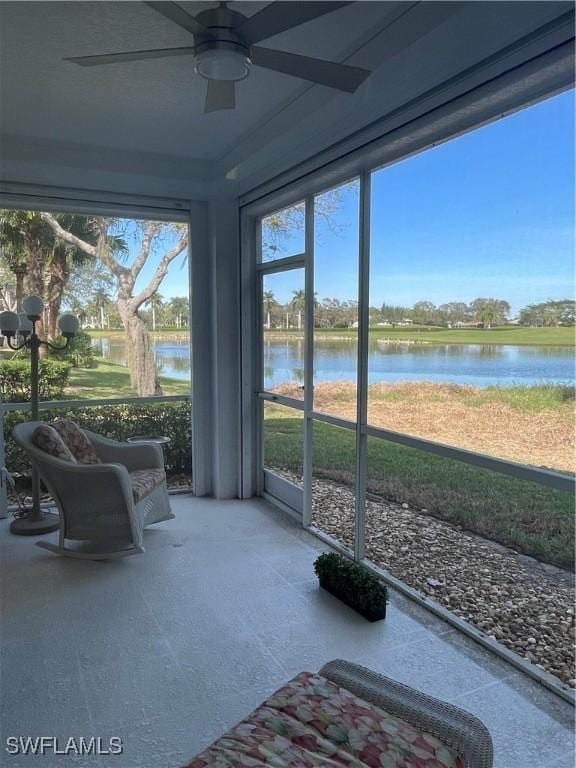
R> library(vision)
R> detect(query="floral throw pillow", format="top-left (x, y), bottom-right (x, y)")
top-left (51, 420), bottom-right (101, 465)
top-left (32, 425), bottom-right (78, 463)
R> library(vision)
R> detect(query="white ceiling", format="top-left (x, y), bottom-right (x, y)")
top-left (0, 2), bottom-right (402, 155)
top-left (0, 1), bottom-right (573, 200)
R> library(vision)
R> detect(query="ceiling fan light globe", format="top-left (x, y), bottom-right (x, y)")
top-left (195, 49), bottom-right (250, 82)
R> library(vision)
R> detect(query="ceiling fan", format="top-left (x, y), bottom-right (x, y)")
top-left (64, 1), bottom-right (372, 113)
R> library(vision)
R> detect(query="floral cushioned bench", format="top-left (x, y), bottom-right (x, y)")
top-left (185, 671), bottom-right (471, 768)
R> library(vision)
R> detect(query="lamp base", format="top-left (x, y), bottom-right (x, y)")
top-left (10, 511), bottom-right (60, 536)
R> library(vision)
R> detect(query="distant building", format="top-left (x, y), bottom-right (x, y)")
top-left (452, 321), bottom-right (484, 329)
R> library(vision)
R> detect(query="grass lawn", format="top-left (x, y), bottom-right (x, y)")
top-left (365, 381), bottom-right (575, 413)
top-left (67, 358), bottom-right (190, 399)
top-left (272, 380), bottom-right (574, 472)
top-left (85, 326), bottom-right (575, 345)
top-left (83, 329), bottom-right (125, 338)
top-left (266, 326), bottom-right (575, 346)
top-left (264, 411), bottom-right (574, 569)
top-left (368, 326), bottom-right (575, 345)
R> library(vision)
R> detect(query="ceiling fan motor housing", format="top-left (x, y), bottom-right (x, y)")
top-left (64, 2), bottom-right (371, 111)
top-left (194, 5), bottom-right (251, 81)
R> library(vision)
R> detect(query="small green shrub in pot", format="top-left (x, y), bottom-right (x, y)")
top-left (314, 552), bottom-right (388, 621)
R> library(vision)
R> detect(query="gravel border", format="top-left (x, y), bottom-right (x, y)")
top-left (305, 474), bottom-right (575, 688)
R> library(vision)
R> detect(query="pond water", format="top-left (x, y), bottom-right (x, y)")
top-left (92, 336), bottom-right (191, 381)
top-left (92, 335), bottom-right (575, 389)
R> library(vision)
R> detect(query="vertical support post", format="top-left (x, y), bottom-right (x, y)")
top-left (209, 199), bottom-right (241, 499)
top-left (10, 324), bottom-right (59, 535)
top-left (302, 195), bottom-right (315, 528)
top-left (0, 395), bottom-right (9, 519)
top-left (189, 202), bottom-right (213, 497)
top-left (253, 225), bottom-right (265, 498)
top-left (354, 171), bottom-right (371, 562)
top-left (30, 330), bottom-right (39, 423)
top-left (29, 329), bottom-right (41, 519)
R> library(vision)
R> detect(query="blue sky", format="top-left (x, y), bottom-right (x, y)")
top-left (120, 222), bottom-right (189, 302)
top-left (129, 90), bottom-right (574, 315)
top-left (268, 89), bottom-right (575, 315)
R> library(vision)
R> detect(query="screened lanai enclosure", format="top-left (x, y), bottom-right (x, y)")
top-left (239, 91), bottom-right (575, 695)
top-left (0, 1), bottom-right (574, 765)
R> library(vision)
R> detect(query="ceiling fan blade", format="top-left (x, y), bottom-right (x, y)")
top-left (251, 47), bottom-right (370, 93)
top-left (205, 80), bottom-right (236, 113)
top-left (235, 2), bottom-right (351, 45)
top-left (64, 46), bottom-right (196, 67)
top-left (143, 1), bottom-right (209, 37)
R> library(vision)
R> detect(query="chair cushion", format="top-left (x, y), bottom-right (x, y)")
top-left (130, 468), bottom-right (166, 503)
top-left (51, 420), bottom-right (101, 465)
top-left (185, 671), bottom-right (464, 768)
top-left (32, 425), bottom-right (78, 463)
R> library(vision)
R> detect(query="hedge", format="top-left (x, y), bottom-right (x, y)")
top-left (0, 360), bottom-right (71, 402)
top-left (3, 401), bottom-right (192, 478)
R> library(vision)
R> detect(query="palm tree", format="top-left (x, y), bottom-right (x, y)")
top-left (146, 293), bottom-right (164, 331)
top-left (44, 215), bottom-right (105, 339)
top-left (0, 210), bottom-right (125, 339)
top-left (0, 216), bottom-right (28, 311)
top-left (471, 298), bottom-right (510, 329)
top-left (168, 296), bottom-right (189, 329)
top-left (262, 289), bottom-right (276, 329)
top-left (0, 210), bottom-right (48, 312)
top-left (93, 288), bottom-right (112, 329)
top-left (290, 289), bottom-right (306, 330)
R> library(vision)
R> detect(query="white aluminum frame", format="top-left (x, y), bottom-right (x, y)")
top-left (0, 181), bottom-right (192, 221)
top-left (303, 195), bottom-right (315, 527)
top-left (353, 171), bottom-right (371, 562)
top-left (251, 214), bottom-right (307, 505)
top-left (241, 68), bottom-right (576, 548)
top-left (2, 395), bottom-right (190, 413)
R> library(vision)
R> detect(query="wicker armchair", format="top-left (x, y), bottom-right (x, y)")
top-left (12, 422), bottom-right (174, 559)
top-left (320, 659), bottom-right (494, 768)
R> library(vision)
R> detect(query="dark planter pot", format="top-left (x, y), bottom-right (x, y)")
top-left (319, 577), bottom-right (387, 622)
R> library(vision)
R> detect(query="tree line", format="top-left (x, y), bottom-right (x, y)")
top-left (263, 292), bottom-right (575, 329)
top-left (80, 291), bottom-right (189, 332)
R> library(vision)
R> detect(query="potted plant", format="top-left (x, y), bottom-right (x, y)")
top-left (314, 552), bottom-right (388, 622)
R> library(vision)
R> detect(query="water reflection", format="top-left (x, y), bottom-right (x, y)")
top-left (92, 335), bottom-right (191, 382)
top-left (92, 334), bottom-right (575, 389)
top-left (373, 341), bottom-right (503, 358)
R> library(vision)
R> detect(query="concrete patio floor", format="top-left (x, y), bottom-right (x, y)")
top-left (1, 494), bottom-right (573, 767)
